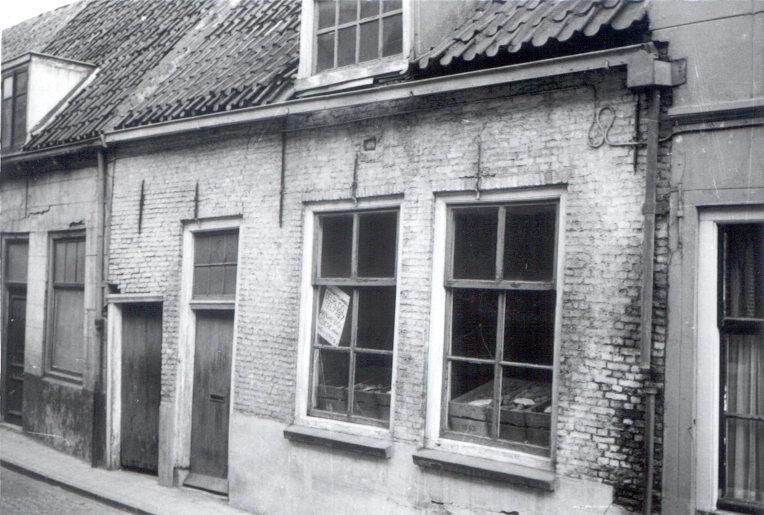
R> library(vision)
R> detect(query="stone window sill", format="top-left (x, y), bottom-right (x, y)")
top-left (283, 424), bottom-right (391, 458)
top-left (412, 448), bottom-right (557, 491)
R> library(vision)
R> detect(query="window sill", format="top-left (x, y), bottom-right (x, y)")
top-left (283, 424), bottom-right (392, 458)
top-left (295, 56), bottom-right (408, 97)
top-left (412, 448), bottom-right (557, 491)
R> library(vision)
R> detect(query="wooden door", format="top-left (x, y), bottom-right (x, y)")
top-left (4, 291), bottom-right (25, 425)
top-left (120, 303), bottom-right (162, 473)
top-left (185, 310), bottom-right (234, 493)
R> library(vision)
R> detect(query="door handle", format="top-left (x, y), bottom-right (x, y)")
top-left (210, 393), bottom-right (225, 403)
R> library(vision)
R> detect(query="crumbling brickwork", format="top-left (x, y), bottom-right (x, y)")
top-left (108, 69), bottom-right (665, 512)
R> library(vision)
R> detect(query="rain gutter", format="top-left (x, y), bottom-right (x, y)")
top-left (105, 44), bottom-right (662, 145)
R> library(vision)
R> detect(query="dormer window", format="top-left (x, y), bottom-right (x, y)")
top-left (1, 52), bottom-right (95, 153)
top-left (2, 67), bottom-right (28, 151)
top-left (297, 0), bottom-right (410, 94)
top-left (315, 0), bottom-right (402, 73)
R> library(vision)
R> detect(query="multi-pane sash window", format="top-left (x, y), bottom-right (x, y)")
top-left (444, 202), bottom-right (558, 456)
top-left (310, 210), bottom-right (398, 427)
top-left (718, 223), bottom-right (763, 511)
top-left (193, 230), bottom-right (239, 299)
top-left (48, 234), bottom-right (85, 379)
top-left (1, 68), bottom-right (28, 151)
top-left (315, 0), bottom-right (403, 73)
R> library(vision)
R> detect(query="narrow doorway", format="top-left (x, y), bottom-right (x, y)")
top-left (3, 238), bottom-right (28, 426)
top-left (120, 303), bottom-right (162, 473)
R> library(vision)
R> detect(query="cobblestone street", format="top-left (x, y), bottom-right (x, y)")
top-left (0, 466), bottom-right (127, 514)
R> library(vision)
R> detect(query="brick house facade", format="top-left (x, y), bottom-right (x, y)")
top-left (2, 1), bottom-right (760, 514)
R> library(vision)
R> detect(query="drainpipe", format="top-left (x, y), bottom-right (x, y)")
top-left (91, 141), bottom-right (108, 467)
top-left (641, 87), bottom-right (661, 515)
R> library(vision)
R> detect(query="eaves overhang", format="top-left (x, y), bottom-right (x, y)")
top-left (107, 43), bottom-right (671, 146)
top-left (3, 43), bottom-right (680, 166)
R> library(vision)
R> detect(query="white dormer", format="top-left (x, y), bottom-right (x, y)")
top-left (296, 0), bottom-right (412, 94)
top-left (1, 52), bottom-right (95, 152)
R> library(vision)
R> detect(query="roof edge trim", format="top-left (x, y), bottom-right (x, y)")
top-left (106, 44), bottom-right (658, 145)
top-left (2, 51), bottom-right (96, 69)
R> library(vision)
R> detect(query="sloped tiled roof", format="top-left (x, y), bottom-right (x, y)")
top-left (416, 0), bottom-right (647, 71)
top-left (26, 0), bottom-right (211, 149)
top-left (118, 0), bottom-right (300, 129)
top-left (1, 1), bottom-right (87, 63)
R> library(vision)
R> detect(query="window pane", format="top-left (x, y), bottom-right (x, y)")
top-left (453, 207), bottom-right (497, 280)
top-left (15, 70), bottom-right (27, 95)
top-left (723, 224), bottom-right (763, 318)
top-left (208, 233), bottom-right (225, 264)
top-left (337, 26), bottom-right (356, 67)
top-left (499, 367), bottom-right (552, 447)
top-left (353, 352), bottom-right (392, 422)
top-left (504, 203), bottom-right (556, 281)
top-left (317, 0), bottom-right (336, 30)
top-left (320, 215), bottom-right (353, 278)
top-left (12, 92), bottom-right (25, 148)
top-left (723, 418), bottom-right (764, 504)
top-left (360, 0), bottom-right (379, 18)
top-left (382, 0), bottom-right (401, 12)
top-left (382, 14), bottom-right (402, 57)
top-left (54, 241), bottom-right (66, 283)
top-left (193, 266), bottom-right (210, 297)
top-left (359, 20), bottom-right (380, 63)
top-left (451, 289), bottom-right (498, 360)
top-left (447, 361), bottom-right (494, 437)
top-left (223, 264), bottom-right (237, 296)
top-left (317, 286), bottom-right (352, 347)
top-left (2, 76), bottom-right (12, 99)
top-left (314, 348), bottom-right (349, 414)
top-left (358, 211), bottom-right (396, 277)
top-left (194, 233), bottom-right (212, 265)
top-left (51, 288), bottom-right (84, 375)
top-left (64, 241), bottom-right (78, 283)
top-left (316, 31), bottom-right (335, 72)
top-left (2, 98), bottom-right (12, 149)
top-left (6, 241), bottom-right (28, 283)
top-left (224, 232), bottom-right (238, 264)
top-left (357, 286), bottom-right (395, 350)
top-left (338, 0), bottom-right (357, 24)
top-left (208, 265), bottom-right (225, 296)
top-left (503, 291), bottom-right (555, 366)
top-left (75, 239), bottom-right (86, 284)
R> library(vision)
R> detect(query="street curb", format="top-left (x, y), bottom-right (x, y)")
top-left (1, 459), bottom-right (153, 515)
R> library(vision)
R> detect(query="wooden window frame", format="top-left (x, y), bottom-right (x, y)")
top-left (307, 208), bottom-right (399, 428)
top-left (716, 222), bottom-right (764, 514)
top-left (314, 0), bottom-right (403, 73)
top-left (440, 201), bottom-right (560, 457)
top-left (45, 231), bottom-right (86, 383)
top-left (1, 66), bottom-right (28, 151)
top-left (189, 229), bottom-right (239, 309)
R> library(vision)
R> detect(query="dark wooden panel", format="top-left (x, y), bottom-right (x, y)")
top-left (4, 292), bottom-right (25, 425)
top-left (50, 288), bottom-right (84, 375)
top-left (120, 303), bottom-right (162, 473)
top-left (188, 310), bottom-right (234, 482)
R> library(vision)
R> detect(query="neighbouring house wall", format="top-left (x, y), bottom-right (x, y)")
top-left (108, 69), bottom-right (667, 513)
top-left (650, 3), bottom-right (764, 514)
top-left (0, 161), bottom-right (100, 459)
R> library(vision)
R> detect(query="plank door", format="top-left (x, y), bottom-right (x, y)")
top-left (4, 291), bottom-right (26, 425)
top-left (185, 310), bottom-right (234, 493)
top-left (120, 303), bottom-right (162, 473)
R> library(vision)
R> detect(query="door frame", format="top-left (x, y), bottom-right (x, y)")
top-left (174, 216), bottom-right (242, 490)
top-left (1, 234), bottom-right (28, 425)
top-left (695, 206), bottom-right (764, 511)
top-left (105, 294), bottom-right (163, 470)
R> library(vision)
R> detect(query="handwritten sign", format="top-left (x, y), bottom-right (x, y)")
top-left (317, 286), bottom-right (350, 346)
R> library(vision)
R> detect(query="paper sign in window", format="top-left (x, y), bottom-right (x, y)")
top-left (318, 286), bottom-right (350, 346)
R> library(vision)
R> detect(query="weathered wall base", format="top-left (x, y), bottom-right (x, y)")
top-left (23, 373), bottom-right (94, 460)
top-left (228, 413), bottom-right (628, 515)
